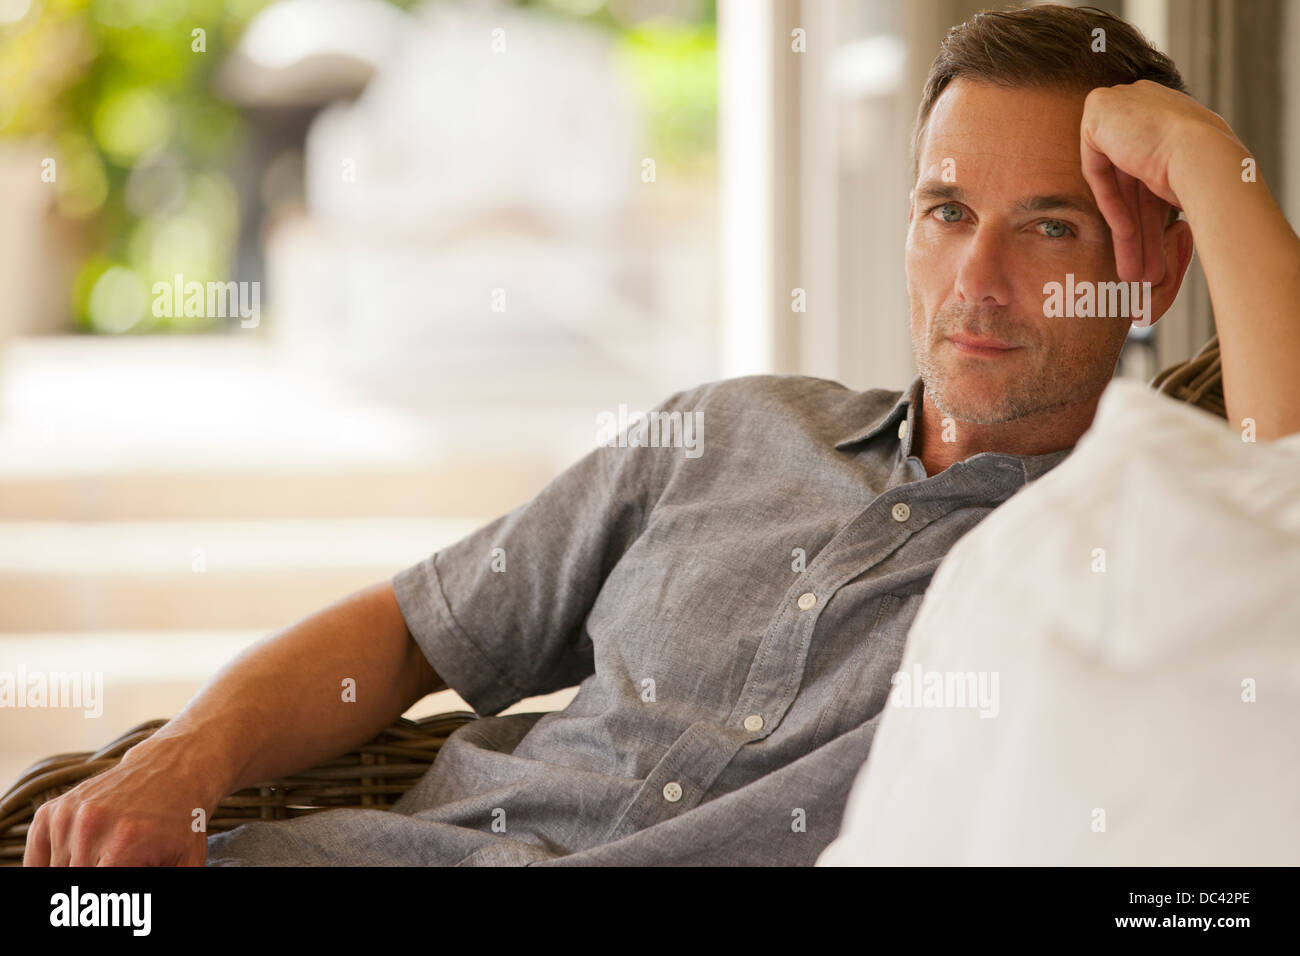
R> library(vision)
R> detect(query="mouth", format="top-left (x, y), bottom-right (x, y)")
top-left (946, 334), bottom-right (1023, 358)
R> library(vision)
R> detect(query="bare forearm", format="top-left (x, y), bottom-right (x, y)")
top-left (1172, 129), bottom-right (1300, 440)
top-left (123, 581), bottom-right (444, 806)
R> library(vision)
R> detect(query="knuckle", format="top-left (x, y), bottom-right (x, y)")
top-left (72, 798), bottom-right (111, 833)
top-left (46, 797), bottom-right (77, 830)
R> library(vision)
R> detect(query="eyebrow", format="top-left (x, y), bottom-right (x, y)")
top-left (914, 182), bottom-right (1102, 220)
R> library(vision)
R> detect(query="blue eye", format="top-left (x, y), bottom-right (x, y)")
top-left (932, 203), bottom-right (964, 223)
top-left (926, 203), bottom-right (1076, 239)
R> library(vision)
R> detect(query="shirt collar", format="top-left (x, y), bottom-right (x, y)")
top-left (833, 375), bottom-right (922, 450)
top-left (834, 374), bottom-right (1076, 483)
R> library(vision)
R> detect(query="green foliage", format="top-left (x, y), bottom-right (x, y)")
top-left (1, 0), bottom-right (271, 331)
top-left (0, 0), bottom-right (717, 333)
top-left (613, 21), bottom-right (716, 175)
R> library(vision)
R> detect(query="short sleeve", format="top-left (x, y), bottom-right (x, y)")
top-left (392, 384), bottom-right (707, 716)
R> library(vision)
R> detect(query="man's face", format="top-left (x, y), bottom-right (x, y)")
top-left (907, 79), bottom-right (1132, 425)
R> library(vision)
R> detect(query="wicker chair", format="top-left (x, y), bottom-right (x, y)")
top-left (0, 336), bottom-right (1227, 865)
top-left (0, 712), bottom-right (479, 865)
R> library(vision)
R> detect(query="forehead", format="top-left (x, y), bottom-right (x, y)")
top-left (918, 78), bottom-right (1089, 184)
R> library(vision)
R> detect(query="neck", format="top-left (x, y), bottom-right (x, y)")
top-left (914, 383), bottom-right (1097, 476)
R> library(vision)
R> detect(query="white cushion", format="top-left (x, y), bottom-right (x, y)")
top-left (817, 379), bottom-right (1300, 866)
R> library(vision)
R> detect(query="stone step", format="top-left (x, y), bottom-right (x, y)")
top-left (0, 335), bottom-right (677, 520)
top-left (0, 518), bottom-right (487, 632)
top-left (0, 466), bottom-right (549, 522)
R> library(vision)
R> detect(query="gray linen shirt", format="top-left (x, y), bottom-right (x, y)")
top-left (205, 373), bottom-right (1072, 866)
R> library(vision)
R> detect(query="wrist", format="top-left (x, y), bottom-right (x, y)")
top-left (1168, 122), bottom-right (1252, 216)
top-left (121, 725), bottom-right (239, 810)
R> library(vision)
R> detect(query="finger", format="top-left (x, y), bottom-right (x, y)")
top-left (50, 832), bottom-right (73, 867)
top-left (69, 835), bottom-right (97, 866)
top-left (1136, 181), bottom-right (1169, 285)
top-left (42, 804), bottom-right (74, 866)
top-left (1081, 138), bottom-right (1141, 281)
top-left (23, 807), bottom-right (52, 867)
top-left (1113, 168), bottom-right (1146, 282)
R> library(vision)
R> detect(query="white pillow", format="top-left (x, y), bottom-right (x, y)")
top-left (817, 379), bottom-right (1300, 866)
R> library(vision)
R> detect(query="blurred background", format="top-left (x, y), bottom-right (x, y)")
top-left (1, 0), bottom-right (1297, 784)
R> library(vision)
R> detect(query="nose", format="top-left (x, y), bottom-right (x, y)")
top-left (952, 222), bottom-right (1013, 308)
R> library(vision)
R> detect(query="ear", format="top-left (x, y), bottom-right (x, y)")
top-left (1143, 219), bottom-right (1194, 329)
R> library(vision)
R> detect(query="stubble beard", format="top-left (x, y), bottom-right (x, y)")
top-left (913, 321), bottom-right (1112, 426)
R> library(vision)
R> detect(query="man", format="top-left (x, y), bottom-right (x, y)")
top-left (26, 4), bottom-right (1299, 865)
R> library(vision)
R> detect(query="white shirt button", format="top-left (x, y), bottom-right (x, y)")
top-left (797, 592), bottom-right (817, 610)
top-left (662, 781), bottom-right (683, 802)
top-left (743, 714), bottom-right (764, 732)
top-left (897, 419), bottom-right (908, 440)
top-left (891, 502), bottom-right (911, 522)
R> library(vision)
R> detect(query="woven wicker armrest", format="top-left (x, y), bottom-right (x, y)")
top-left (1149, 334), bottom-right (1226, 419)
top-left (0, 711), bottom-right (478, 866)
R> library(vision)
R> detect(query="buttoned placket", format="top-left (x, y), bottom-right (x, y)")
top-left (887, 406), bottom-right (927, 489)
top-left (601, 454), bottom-right (1022, 843)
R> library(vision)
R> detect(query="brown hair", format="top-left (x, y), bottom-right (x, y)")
top-left (913, 4), bottom-right (1189, 223)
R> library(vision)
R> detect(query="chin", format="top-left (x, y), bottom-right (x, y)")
top-left (939, 395), bottom-right (1018, 425)
top-left (927, 369), bottom-right (1024, 425)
